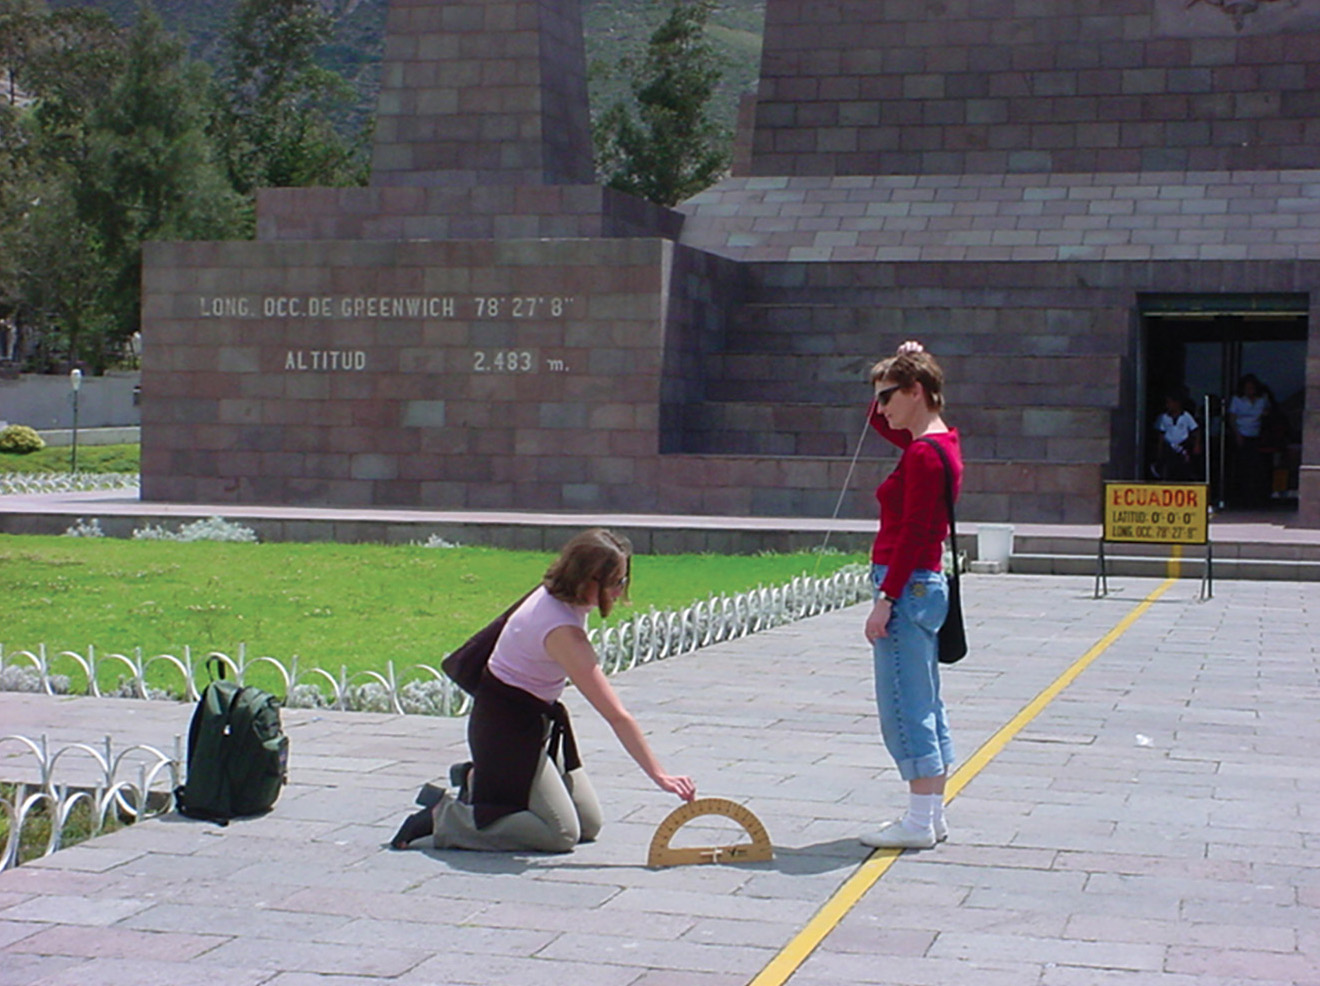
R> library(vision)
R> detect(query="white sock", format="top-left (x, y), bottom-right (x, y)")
top-left (924, 793), bottom-right (944, 826)
top-left (901, 793), bottom-right (939, 832)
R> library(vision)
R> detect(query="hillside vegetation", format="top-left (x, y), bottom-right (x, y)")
top-left (48, 0), bottom-right (766, 145)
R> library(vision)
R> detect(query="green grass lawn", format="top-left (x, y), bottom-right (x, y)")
top-left (1, 535), bottom-right (865, 695)
top-left (0, 443), bottom-right (140, 475)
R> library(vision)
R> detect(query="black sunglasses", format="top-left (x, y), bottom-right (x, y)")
top-left (874, 384), bottom-right (901, 406)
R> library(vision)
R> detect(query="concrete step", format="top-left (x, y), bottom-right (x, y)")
top-left (1007, 551), bottom-right (1320, 581)
top-left (1012, 533), bottom-right (1320, 563)
top-left (976, 528), bottom-right (1320, 581)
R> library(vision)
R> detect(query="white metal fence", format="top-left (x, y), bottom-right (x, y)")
top-left (0, 565), bottom-right (869, 868)
top-left (0, 733), bottom-right (179, 871)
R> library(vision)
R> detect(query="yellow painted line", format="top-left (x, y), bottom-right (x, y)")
top-left (748, 575), bottom-right (1179, 986)
top-left (1167, 543), bottom-right (1183, 580)
top-left (945, 574), bottom-right (1175, 800)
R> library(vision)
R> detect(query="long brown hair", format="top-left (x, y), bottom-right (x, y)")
top-left (543, 528), bottom-right (632, 618)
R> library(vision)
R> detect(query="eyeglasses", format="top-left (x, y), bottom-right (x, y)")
top-left (874, 384), bottom-right (901, 406)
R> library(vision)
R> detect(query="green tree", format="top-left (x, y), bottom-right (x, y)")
top-left (0, 90), bottom-right (30, 317)
top-left (217, 0), bottom-right (368, 196)
top-left (17, 185), bottom-right (115, 372)
top-left (74, 2), bottom-right (242, 364)
top-left (593, 0), bottom-right (729, 206)
top-left (0, 2), bottom-right (124, 368)
top-left (0, 0), bottom-right (45, 106)
top-left (18, 5), bottom-right (123, 158)
top-left (8, 2), bottom-right (242, 372)
top-left (3, 0), bottom-right (367, 374)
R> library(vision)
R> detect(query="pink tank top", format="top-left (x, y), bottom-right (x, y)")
top-left (487, 586), bottom-right (591, 703)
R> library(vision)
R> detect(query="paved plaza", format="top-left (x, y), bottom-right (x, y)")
top-left (1, 572), bottom-right (1318, 985)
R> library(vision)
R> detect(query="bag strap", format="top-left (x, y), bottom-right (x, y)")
top-left (918, 437), bottom-right (960, 586)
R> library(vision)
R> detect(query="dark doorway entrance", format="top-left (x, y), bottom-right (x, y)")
top-left (1141, 296), bottom-right (1307, 512)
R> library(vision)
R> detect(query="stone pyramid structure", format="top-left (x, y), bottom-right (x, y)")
top-left (142, 0), bottom-right (1320, 525)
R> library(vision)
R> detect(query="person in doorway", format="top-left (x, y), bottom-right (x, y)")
top-left (1153, 391), bottom-right (1201, 481)
top-left (1228, 374), bottom-right (1272, 506)
top-left (861, 341), bottom-right (962, 850)
top-left (390, 528), bottom-right (695, 853)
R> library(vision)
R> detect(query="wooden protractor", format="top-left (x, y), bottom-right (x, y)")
top-left (647, 797), bottom-right (774, 868)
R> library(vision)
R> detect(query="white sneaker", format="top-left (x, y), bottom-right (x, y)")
top-left (934, 814), bottom-right (949, 843)
top-left (860, 819), bottom-right (936, 850)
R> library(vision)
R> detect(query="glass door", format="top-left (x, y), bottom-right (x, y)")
top-left (1142, 308), bottom-right (1306, 512)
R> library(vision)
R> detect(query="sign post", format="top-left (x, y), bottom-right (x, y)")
top-left (1099, 482), bottom-right (1212, 599)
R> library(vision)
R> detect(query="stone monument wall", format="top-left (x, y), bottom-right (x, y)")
top-left (751, 0), bottom-right (1320, 176)
top-left (142, 238), bottom-right (675, 510)
top-left (139, 0), bottom-right (1320, 526)
top-left (369, 0), bottom-right (593, 186)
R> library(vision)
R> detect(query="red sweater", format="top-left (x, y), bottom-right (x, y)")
top-left (870, 409), bottom-right (963, 600)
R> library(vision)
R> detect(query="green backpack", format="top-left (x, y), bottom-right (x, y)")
top-left (175, 660), bottom-right (289, 825)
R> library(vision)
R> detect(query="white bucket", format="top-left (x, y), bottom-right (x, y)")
top-left (976, 523), bottom-right (1015, 569)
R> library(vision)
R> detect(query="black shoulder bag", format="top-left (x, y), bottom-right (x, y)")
top-left (919, 438), bottom-right (968, 665)
top-left (441, 588), bottom-right (536, 695)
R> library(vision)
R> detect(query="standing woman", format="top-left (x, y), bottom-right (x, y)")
top-left (862, 341), bottom-right (963, 850)
top-left (1227, 373), bottom-right (1271, 507)
top-left (391, 528), bottom-right (695, 853)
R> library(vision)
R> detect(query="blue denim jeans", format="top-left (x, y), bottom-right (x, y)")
top-left (871, 564), bottom-right (956, 781)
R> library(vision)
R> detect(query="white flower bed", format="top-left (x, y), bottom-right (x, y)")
top-left (0, 473), bottom-right (140, 495)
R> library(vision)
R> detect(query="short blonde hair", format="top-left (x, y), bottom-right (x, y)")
top-left (869, 350), bottom-right (946, 412)
top-left (543, 528), bottom-right (632, 618)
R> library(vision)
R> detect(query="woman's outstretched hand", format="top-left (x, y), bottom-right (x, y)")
top-left (655, 773), bottom-right (697, 802)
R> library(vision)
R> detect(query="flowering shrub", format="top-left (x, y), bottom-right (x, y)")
top-left (105, 677), bottom-right (173, 701)
top-left (285, 683), bottom-right (329, 709)
top-left (340, 682), bottom-right (394, 713)
top-left (0, 666), bottom-right (69, 693)
top-left (398, 678), bottom-right (457, 715)
top-left (418, 534), bottom-right (462, 548)
top-left (0, 425), bottom-right (45, 454)
top-left (131, 516), bottom-right (258, 543)
top-left (63, 518), bottom-right (106, 538)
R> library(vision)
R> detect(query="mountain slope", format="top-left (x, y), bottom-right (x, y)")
top-left (48, 0), bottom-right (765, 144)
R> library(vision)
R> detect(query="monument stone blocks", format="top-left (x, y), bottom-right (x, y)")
top-left (369, 0), bottom-right (591, 187)
top-left (143, 234), bottom-right (692, 512)
top-left (753, 1), bottom-right (1320, 177)
top-left (138, 0), bottom-right (1320, 525)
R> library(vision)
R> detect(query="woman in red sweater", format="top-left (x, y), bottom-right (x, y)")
top-left (862, 341), bottom-right (962, 850)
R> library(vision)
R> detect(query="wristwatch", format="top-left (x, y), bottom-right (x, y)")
top-left (882, 593), bottom-right (899, 605)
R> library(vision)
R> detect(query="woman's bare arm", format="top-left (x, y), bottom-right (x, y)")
top-left (546, 625), bottom-right (696, 801)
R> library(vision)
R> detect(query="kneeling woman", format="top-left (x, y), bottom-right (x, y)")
top-left (392, 528), bottom-right (696, 852)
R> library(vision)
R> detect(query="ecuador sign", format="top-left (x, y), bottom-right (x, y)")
top-left (1103, 483), bottom-right (1209, 545)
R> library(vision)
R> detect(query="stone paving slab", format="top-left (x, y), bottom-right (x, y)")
top-left (1, 574), bottom-right (1318, 985)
